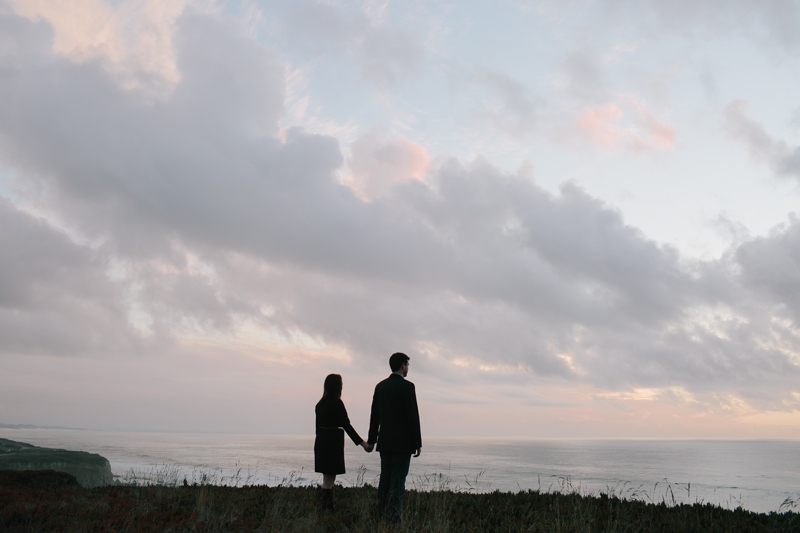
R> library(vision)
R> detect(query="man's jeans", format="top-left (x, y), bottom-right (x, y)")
top-left (377, 451), bottom-right (412, 523)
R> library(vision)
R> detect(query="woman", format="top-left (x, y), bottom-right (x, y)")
top-left (314, 373), bottom-right (371, 510)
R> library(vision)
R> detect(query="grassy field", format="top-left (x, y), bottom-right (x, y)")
top-left (1, 470), bottom-right (799, 532)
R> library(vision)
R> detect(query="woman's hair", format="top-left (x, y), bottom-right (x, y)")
top-left (321, 373), bottom-right (343, 401)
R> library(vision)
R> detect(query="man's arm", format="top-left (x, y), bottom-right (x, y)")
top-left (367, 387), bottom-right (380, 445)
top-left (405, 382), bottom-right (422, 453)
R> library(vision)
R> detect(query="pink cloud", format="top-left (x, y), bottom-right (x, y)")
top-left (631, 101), bottom-right (675, 150)
top-left (345, 126), bottom-right (430, 200)
top-left (374, 136), bottom-right (429, 180)
top-left (576, 103), bottom-right (625, 149)
top-left (10, 0), bottom-right (189, 94)
top-left (575, 97), bottom-right (675, 153)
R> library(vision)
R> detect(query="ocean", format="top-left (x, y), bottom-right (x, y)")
top-left (1, 428), bottom-right (798, 514)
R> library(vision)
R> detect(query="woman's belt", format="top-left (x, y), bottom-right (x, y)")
top-left (317, 426), bottom-right (343, 430)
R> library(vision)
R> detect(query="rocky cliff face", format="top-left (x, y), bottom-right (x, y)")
top-left (0, 437), bottom-right (114, 488)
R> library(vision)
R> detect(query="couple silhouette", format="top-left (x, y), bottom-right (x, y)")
top-left (314, 352), bottom-right (422, 523)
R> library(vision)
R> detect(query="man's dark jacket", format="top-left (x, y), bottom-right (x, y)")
top-left (368, 374), bottom-right (422, 454)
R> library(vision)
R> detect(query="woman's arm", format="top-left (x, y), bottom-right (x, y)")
top-left (336, 400), bottom-right (365, 445)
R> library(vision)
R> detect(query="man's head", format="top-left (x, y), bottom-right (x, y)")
top-left (389, 352), bottom-right (410, 377)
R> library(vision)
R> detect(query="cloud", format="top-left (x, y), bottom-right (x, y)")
top-left (356, 24), bottom-right (426, 89)
top-left (698, 63), bottom-right (718, 101)
top-left (723, 99), bottom-right (800, 180)
top-left (574, 97), bottom-right (675, 153)
top-left (344, 125), bottom-right (430, 200)
top-left (1, 2), bottom-right (800, 433)
top-left (8, 0), bottom-right (192, 96)
top-left (735, 214), bottom-right (800, 324)
top-left (633, 100), bottom-right (675, 148)
top-left (791, 106), bottom-right (800, 129)
top-left (551, 39), bottom-right (609, 104)
top-left (284, 1), bottom-right (426, 90)
top-left (603, 0), bottom-right (800, 53)
top-left (576, 103), bottom-right (625, 149)
top-left (0, 198), bottom-right (142, 357)
top-left (471, 66), bottom-right (538, 139)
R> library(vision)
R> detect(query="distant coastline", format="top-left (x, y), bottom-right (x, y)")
top-left (0, 423), bottom-right (84, 431)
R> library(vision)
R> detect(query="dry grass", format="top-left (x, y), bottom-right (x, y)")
top-left (1, 469), bottom-right (798, 532)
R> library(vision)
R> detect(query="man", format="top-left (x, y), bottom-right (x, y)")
top-left (367, 352), bottom-right (422, 523)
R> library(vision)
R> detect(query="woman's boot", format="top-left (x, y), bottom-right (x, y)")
top-left (324, 487), bottom-right (335, 511)
top-left (318, 487), bottom-right (335, 511)
top-left (316, 487), bottom-right (327, 512)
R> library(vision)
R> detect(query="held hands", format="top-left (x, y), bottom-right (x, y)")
top-left (359, 441), bottom-right (415, 455)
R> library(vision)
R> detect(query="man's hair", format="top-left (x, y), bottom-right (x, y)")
top-left (389, 352), bottom-right (410, 372)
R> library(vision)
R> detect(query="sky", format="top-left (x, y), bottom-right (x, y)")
top-left (1, 0), bottom-right (800, 438)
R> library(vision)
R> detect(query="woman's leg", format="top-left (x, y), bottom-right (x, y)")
top-left (319, 474), bottom-right (337, 511)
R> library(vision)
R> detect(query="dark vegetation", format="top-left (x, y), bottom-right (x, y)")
top-left (1, 470), bottom-right (799, 532)
top-left (0, 470), bottom-right (79, 489)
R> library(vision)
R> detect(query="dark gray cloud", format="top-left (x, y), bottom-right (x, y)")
top-left (0, 198), bottom-right (141, 357)
top-left (0, 4), bottom-right (799, 420)
top-left (736, 216), bottom-right (800, 320)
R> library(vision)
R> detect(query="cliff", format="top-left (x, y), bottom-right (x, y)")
top-left (0, 437), bottom-right (114, 488)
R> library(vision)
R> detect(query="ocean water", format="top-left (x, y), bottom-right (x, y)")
top-left (1, 429), bottom-right (798, 514)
